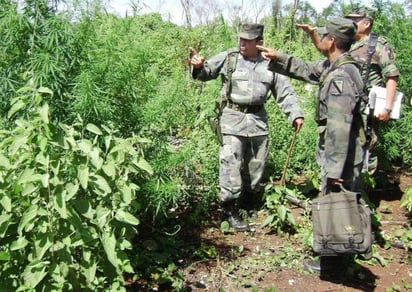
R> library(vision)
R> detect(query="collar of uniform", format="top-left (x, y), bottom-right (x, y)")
top-left (350, 35), bottom-right (369, 51)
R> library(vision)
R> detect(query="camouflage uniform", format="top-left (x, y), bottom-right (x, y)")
top-left (345, 7), bottom-right (399, 90)
top-left (350, 34), bottom-right (399, 90)
top-left (268, 18), bottom-right (366, 194)
top-left (346, 7), bottom-right (400, 174)
top-left (193, 49), bottom-right (303, 202)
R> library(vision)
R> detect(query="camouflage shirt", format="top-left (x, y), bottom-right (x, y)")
top-left (193, 50), bottom-right (303, 137)
top-left (350, 34), bottom-right (399, 90)
top-left (268, 52), bottom-right (365, 179)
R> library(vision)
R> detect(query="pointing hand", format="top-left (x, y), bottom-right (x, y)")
top-left (188, 47), bottom-right (205, 69)
top-left (296, 23), bottom-right (317, 35)
top-left (256, 45), bottom-right (278, 60)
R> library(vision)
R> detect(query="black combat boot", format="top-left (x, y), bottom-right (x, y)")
top-left (222, 201), bottom-right (249, 232)
top-left (304, 256), bottom-right (344, 274)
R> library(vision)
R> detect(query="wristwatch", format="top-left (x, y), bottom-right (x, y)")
top-left (384, 108), bottom-right (392, 113)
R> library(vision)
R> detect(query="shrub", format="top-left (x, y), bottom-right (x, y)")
top-left (0, 84), bottom-right (152, 290)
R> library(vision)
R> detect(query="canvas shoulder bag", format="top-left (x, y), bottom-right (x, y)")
top-left (312, 188), bottom-right (372, 255)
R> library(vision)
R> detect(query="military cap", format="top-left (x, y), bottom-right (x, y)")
top-left (238, 23), bottom-right (264, 40)
top-left (345, 6), bottom-right (375, 21)
top-left (317, 16), bottom-right (357, 41)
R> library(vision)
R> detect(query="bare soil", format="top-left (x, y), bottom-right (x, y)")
top-left (179, 169), bottom-right (412, 292)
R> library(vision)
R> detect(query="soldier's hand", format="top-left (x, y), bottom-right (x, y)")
top-left (327, 178), bottom-right (343, 186)
top-left (188, 47), bottom-right (204, 69)
top-left (376, 110), bottom-right (391, 121)
top-left (256, 45), bottom-right (278, 60)
top-left (293, 117), bottom-right (304, 133)
top-left (296, 23), bottom-right (317, 35)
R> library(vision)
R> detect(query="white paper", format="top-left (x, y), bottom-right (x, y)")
top-left (368, 85), bottom-right (403, 119)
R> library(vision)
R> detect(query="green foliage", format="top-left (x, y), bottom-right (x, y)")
top-left (266, 90), bottom-right (318, 181)
top-left (366, 1), bottom-right (412, 167)
top-left (400, 186), bottom-right (412, 214)
top-left (262, 185), bottom-right (303, 233)
top-left (0, 0), bottom-right (412, 288)
top-left (0, 1), bottom-right (82, 119)
top-left (0, 84), bottom-right (152, 290)
top-left (129, 233), bottom-right (188, 290)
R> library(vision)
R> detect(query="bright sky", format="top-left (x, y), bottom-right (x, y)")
top-left (106, 0), bottom-right (335, 25)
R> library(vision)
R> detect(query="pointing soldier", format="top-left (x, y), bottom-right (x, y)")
top-left (189, 23), bottom-right (304, 231)
top-left (297, 7), bottom-right (400, 174)
top-left (258, 17), bottom-right (367, 271)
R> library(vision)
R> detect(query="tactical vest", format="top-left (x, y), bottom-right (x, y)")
top-left (351, 33), bottom-right (381, 92)
top-left (214, 47), bottom-right (239, 116)
top-left (317, 55), bottom-right (367, 143)
top-left (223, 47), bottom-right (239, 101)
top-left (317, 55), bottom-right (365, 121)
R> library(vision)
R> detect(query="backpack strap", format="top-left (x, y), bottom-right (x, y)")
top-left (363, 33), bottom-right (378, 88)
top-left (224, 47), bottom-right (239, 101)
top-left (208, 48), bottom-right (239, 145)
top-left (319, 55), bottom-right (358, 87)
top-left (336, 55), bottom-right (369, 145)
top-left (333, 54), bottom-right (358, 68)
top-left (214, 47), bottom-right (239, 116)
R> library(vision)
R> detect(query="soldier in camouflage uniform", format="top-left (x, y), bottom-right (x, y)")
top-left (189, 24), bottom-right (304, 231)
top-left (297, 7), bottom-right (400, 174)
top-left (345, 7), bottom-right (399, 120)
top-left (345, 7), bottom-right (400, 174)
top-left (258, 16), bottom-right (366, 273)
top-left (258, 17), bottom-right (366, 195)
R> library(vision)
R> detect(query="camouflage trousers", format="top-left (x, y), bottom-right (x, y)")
top-left (316, 144), bottom-right (364, 195)
top-left (219, 134), bottom-right (268, 202)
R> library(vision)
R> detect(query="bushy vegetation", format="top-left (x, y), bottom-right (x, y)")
top-left (0, 0), bottom-right (411, 289)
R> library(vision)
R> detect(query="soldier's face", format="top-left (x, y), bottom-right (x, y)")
top-left (318, 33), bottom-right (333, 56)
top-left (348, 17), bottom-right (371, 40)
top-left (239, 38), bottom-right (261, 59)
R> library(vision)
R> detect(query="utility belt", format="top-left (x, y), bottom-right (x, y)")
top-left (226, 100), bottom-right (263, 113)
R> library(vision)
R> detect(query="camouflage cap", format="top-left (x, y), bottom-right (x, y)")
top-left (317, 16), bottom-right (357, 41)
top-left (345, 6), bottom-right (375, 21)
top-left (238, 23), bottom-right (264, 40)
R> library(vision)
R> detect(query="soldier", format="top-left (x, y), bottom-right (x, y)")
top-left (189, 24), bottom-right (304, 232)
top-left (346, 7), bottom-right (400, 174)
top-left (297, 7), bottom-right (400, 174)
top-left (258, 17), bottom-right (366, 272)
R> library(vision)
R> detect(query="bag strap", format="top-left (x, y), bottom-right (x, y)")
top-left (333, 54), bottom-right (358, 69)
top-left (363, 33), bottom-right (378, 88)
top-left (224, 47), bottom-right (239, 101)
top-left (214, 47), bottom-right (239, 116)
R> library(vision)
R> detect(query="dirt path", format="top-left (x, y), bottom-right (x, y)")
top-left (181, 171), bottom-right (412, 291)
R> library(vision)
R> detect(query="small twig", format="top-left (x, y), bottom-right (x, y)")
top-left (380, 220), bottom-right (407, 226)
top-left (280, 129), bottom-right (298, 186)
top-left (390, 240), bottom-right (408, 250)
top-left (217, 256), bottom-right (225, 289)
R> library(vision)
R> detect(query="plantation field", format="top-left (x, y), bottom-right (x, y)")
top-left (1, 1), bottom-right (411, 290)
top-left (130, 170), bottom-right (411, 291)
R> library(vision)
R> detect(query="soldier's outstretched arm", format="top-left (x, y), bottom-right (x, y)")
top-left (296, 24), bottom-right (321, 52)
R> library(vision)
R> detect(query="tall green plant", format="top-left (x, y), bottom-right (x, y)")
top-left (0, 84), bottom-right (152, 290)
top-left (0, 0), bottom-right (83, 120)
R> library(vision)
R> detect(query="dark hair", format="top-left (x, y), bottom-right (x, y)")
top-left (330, 34), bottom-right (353, 51)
